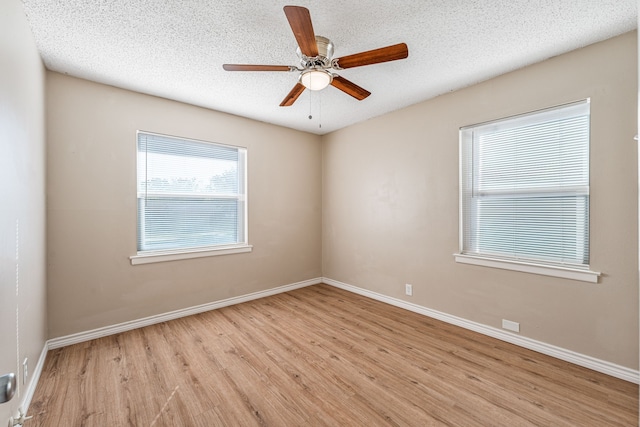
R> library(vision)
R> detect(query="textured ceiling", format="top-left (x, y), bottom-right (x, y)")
top-left (21, 0), bottom-right (637, 135)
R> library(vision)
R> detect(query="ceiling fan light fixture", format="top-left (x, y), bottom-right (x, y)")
top-left (299, 69), bottom-right (332, 91)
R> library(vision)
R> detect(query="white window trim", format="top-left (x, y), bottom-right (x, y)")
top-left (130, 244), bottom-right (253, 265)
top-left (133, 131), bottom-right (250, 264)
top-left (457, 99), bottom-right (596, 281)
top-left (454, 253), bottom-right (600, 283)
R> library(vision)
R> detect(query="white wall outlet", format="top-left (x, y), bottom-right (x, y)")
top-left (22, 358), bottom-right (28, 385)
top-left (405, 284), bottom-right (413, 296)
top-left (502, 319), bottom-right (520, 333)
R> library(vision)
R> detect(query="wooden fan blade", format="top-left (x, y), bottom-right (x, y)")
top-left (330, 75), bottom-right (371, 100)
top-left (223, 64), bottom-right (292, 72)
top-left (333, 43), bottom-right (408, 69)
top-left (280, 82), bottom-right (306, 106)
top-left (283, 6), bottom-right (318, 57)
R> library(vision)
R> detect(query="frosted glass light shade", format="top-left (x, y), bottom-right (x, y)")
top-left (300, 70), bottom-right (332, 91)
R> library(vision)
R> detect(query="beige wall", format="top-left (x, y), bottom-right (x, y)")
top-left (0, 0), bottom-right (47, 420)
top-left (45, 31), bottom-right (638, 369)
top-left (323, 31), bottom-right (639, 369)
top-left (46, 74), bottom-right (322, 337)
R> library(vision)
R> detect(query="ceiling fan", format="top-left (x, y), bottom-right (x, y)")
top-left (222, 5), bottom-right (409, 107)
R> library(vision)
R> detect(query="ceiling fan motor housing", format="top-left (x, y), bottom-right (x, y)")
top-left (297, 36), bottom-right (334, 68)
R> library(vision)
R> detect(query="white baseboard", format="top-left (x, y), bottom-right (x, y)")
top-left (323, 277), bottom-right (640, 384)
top-left (35, 274), bottom-right (639, 403)
top-left (48, 277), bottom-right (322, 349)
top-left (19, 341), bottom-right (48, 417)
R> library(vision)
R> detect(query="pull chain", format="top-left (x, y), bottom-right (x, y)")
top-left (307, 90), bottom-right (322, 129)
top-left (318, 90), bottom-right (322, 129)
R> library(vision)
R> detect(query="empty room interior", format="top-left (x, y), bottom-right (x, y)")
top-left (2, 0), bottom-right (639, 425)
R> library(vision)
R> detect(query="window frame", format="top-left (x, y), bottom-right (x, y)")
top-left (455, 101), bottom-right (600, 283)
top-left (130, 131), bottom-right (251, 265)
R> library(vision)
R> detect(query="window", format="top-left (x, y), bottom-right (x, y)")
top-left (456, 100), bottom-right (599, 282)
top-left (131, 131), bottom-right (250, 265)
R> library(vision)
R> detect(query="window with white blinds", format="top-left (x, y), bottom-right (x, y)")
top-left (136, 132), bottom-right (247, 254)
top-left (459, 100), bottom-right (590, 269)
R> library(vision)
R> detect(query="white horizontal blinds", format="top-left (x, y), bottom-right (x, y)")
top-left (460, 100), bottom-right (590, 266)
top-left (137, 132), bottom-right (246, 252)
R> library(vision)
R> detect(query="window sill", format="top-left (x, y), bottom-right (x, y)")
top-left (453, 253), bottom-right (600, 283)
top-left (130, 244), bottom-right (253, 265)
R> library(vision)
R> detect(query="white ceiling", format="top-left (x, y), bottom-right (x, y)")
top-left (21, 0), bottom-right (637, 135)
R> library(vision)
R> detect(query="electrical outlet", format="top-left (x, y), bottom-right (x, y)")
top-left (502, 319), bottom-right (520, 333)
top-left (405, 284), bottom-right (413, 296)
top-left (22, 358), bottom-right (28, 385)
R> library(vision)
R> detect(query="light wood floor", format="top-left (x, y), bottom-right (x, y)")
top-left (30, 284), bottom-right (638, 426)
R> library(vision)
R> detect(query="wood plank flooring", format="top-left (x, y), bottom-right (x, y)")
top-left (30, 284), bottom-right (638, 426)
